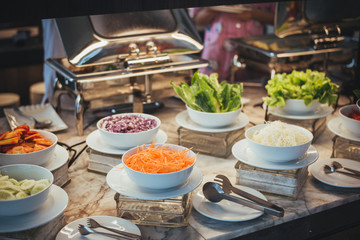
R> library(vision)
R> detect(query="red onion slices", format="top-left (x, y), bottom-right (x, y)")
top-left (99, 115), bottom-right (157, 133)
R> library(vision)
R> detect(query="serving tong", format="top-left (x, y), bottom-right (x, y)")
top-left (205, 175), bottom-right (284, 217)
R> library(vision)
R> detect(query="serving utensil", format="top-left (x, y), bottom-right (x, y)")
top-left (203, 182), bottom-right (272, 214)
top-left (356, 99), bottom-right (360, 110)
top-left (323, 165), bottom-right (360, 179)
top-left (87, 218), bottom-right (141, 239)
top-left (14, 108), bottom-right (52, 129)
top-left (214, 175), bottom-right (284, 217)
top-left (331, 161), bottom-right (360, 176)
top-left (78, 224), bottom-right (129, 240)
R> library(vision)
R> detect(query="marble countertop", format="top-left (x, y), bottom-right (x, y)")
top-left (1, 86), bottom-right (360, 240)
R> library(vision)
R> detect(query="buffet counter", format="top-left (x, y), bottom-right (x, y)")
top-left (1, 86), bottom-right (360, 240)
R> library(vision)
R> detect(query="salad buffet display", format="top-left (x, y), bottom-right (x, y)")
top-left (0, 69), bottom-right (359, 240)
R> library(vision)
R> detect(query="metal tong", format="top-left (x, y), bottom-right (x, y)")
top-left (214, 175), bottom-right (284, 217)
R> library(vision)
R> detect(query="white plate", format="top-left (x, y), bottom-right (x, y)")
top-left (267, 104), bottom-right (333, 120)
top-left (4, 103), bottom-right (68, 132)
top-left (232, 139), bottom-right (319, 170)
top-left (175, 111), bottom-right (249, 133)
top-left (86, 129), bottom-right (168, 155)
top-left (106, 165), bottom-right (203, 200)
top-left (56, 215), bottom-right (141, 240)
top-left (0, 185), bottom-right (68, 233)
top-left (42, 145), bottom-right (69, 171)
top-left (327, 117), bottom-right (360, 142)
top-left (209, 5), bottom-right (252, 14)
top-left (192, 185), bottom-right (265, 222)
top-left (310, 158), bottom-right (360, 188)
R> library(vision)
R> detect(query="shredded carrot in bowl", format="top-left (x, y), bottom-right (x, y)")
top-left (124, 143), bottom-right (196, 174)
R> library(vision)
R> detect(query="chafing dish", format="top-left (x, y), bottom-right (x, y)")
top-left (227, 0), bottom-right (360, 88)
top-left (46, 9), bottom-right (208, 135)
top-left (227, 34), bottom-right (358, 83)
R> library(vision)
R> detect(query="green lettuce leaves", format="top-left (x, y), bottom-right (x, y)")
top-left (263, 69), bottom-right (339, 107)
top-left (171, 71), bottom-right (243, 113)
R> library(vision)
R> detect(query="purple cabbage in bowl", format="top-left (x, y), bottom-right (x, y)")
top-left (97, 113), bottom-right (161, 149)
top-left (100, 115), bottom-right (157, 133)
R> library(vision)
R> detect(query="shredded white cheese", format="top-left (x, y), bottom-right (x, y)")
top-left (251, 121), bottom-right (310, 147)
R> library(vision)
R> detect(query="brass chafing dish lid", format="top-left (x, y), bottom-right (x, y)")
top-left (55, 9), bottom-right (203, 67)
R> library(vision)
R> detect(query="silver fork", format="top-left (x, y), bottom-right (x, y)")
top-left (87, 218), bottom-right (141, 239)
top-left (214, 174), bottom-right (284, 217)
top-left (78, 224), bottom-right (129, 239)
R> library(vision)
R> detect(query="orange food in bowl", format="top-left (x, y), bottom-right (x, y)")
top-left (124, 142), bottom-right (195, 174)
top-left (0, 125), bottom-right (53, 154)
top-left (122, 143), bottom-right (197, 189)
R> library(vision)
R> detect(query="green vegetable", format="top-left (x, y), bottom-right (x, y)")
top-left (354, 89), bottom-right (360, 99)
top-left (263, 69), bottom-right (339, 108)
top-left (171, 71), bottom-right (243, 113)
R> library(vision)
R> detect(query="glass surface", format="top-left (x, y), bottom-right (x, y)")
top-left (178, 127), bottom-right (245, 158)
top-left (332, 136), bottom-right (360, 161)
top-left (114, 193), bottom-right (192, 227)
top-left (235, 161), bottom-right (308, 198)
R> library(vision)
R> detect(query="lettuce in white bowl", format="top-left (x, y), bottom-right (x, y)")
top-left (171, 71), bottom-right (243, 113)
top-left (263, 69), bottom-right (339, 108)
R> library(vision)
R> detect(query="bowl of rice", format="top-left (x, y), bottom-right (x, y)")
top-left (245, 121), bottom-right (313, 162)
top-left (97, 113), bottom-right (161, 149)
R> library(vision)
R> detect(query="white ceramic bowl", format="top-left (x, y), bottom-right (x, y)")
top-left (339, 104), bottom-right (360, 135)
top-left (122, 143), bottom-right (196, 189)
top-left (0, 164), bottom-right (54, 216)
top-left (245, 123), bottom-right (313, 162)
top-left (283, 99), bottom-right (320, 114)
top-left (97, 113), bottom-right (161, 149)
top-left (186, 105), bottom-right (242, 128)
top-left (0, 129), bottom-right (57, 166)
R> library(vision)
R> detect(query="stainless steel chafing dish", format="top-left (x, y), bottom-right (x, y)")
top-left (227, 0), bottom-right (360, 87)
top-left (227, 34), bottom-right (358, 83)
top-left (46, 9), bottom-right (208, 135)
